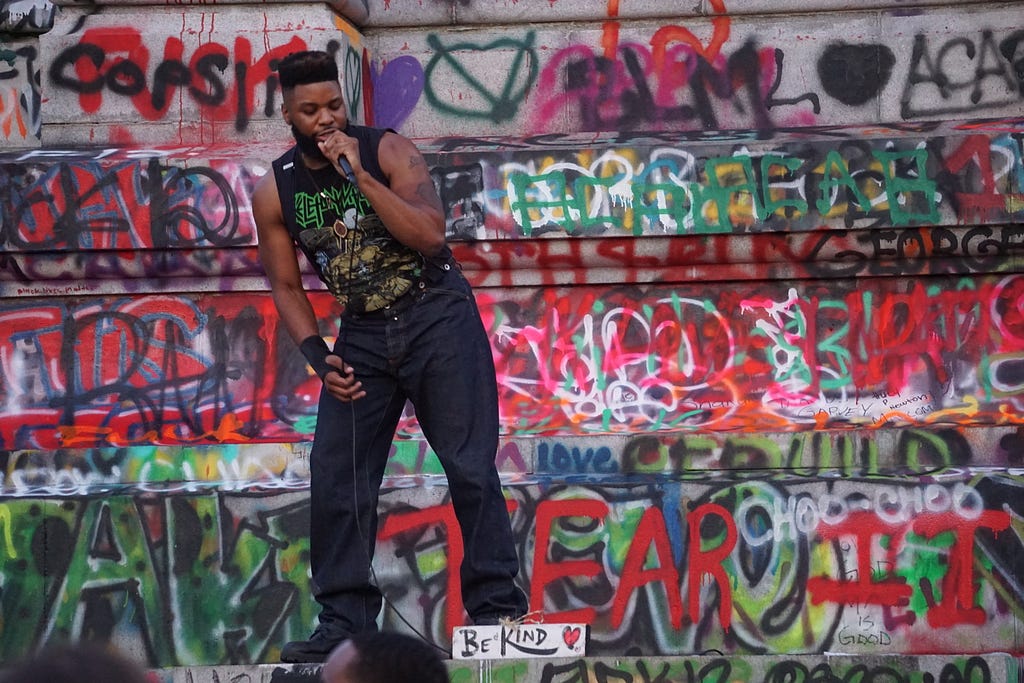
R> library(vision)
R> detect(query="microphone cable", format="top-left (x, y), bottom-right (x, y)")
top-left (332, 160), bottom-right (453, 657)
top-left (346, 387), bottom-right (453, 658)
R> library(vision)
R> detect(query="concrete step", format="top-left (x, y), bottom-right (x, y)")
top-left (26, 3), bottom-right (366, 147)
top-left (3, 425), bottom-right (1021, 494)
top-left (364, 3), bottom-right (1024, 138)
top-left (359, 0), bottom-right (1008, 27)
top-left (154, 653), bottom-right (1023, 682)
top-left (7, 3), bottom-right (1024, 147)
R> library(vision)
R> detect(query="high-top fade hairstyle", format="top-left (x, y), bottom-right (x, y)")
top-left (277, 50), bottom-right (339, 90)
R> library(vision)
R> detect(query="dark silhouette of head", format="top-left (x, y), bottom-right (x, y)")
top-left (0, 642), bottom-right (150, 683)
top-left (321, 631), bottom-right (449, 683)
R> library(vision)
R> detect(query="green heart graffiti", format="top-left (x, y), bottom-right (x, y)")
top-left (424, 32), bottom-right (538, 123)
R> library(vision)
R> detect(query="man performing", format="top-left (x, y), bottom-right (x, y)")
top-left (252, 50), bottom-right (528, 663)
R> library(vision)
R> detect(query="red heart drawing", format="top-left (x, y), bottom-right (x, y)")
top-left (563, 626), bottom-right (582, 648)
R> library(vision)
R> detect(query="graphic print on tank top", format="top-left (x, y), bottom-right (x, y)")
top-left (292, 164), bottom-right (423, 313)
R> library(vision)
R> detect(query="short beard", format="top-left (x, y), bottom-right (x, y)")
top-left (291, 125), bottom-right (328, 164)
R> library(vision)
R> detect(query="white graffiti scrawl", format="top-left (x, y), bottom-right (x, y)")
top-left (0, 0), bottom-right (55, 33)
top-left (0, 44), bottom-right (42, 142)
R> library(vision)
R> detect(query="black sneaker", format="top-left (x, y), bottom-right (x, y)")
top-left (280, 625), bottom-right (348, 663)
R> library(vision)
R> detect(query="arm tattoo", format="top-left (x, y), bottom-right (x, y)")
top-left (416, 180), bottom-right (441, 208)
top-left (408, 154), bottom-right (424, 169)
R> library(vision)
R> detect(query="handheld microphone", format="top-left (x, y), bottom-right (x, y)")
top-left (338, 156), bottom-right (358, 186)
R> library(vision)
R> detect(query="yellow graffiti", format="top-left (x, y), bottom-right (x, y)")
top-left (925, 394), bottom-right (980, 423)
top-left (0, 505), bottom-right (18, 559)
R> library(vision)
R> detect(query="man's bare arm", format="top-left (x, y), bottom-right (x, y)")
top-left (252, 171), bottom-right (365, 401)
top-left (317, 131), bottom-right (446, 255)
top-left (252, 173), bottom-right (322, 344)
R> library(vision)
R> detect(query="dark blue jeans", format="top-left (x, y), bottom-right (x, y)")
top-left (308, 264), bottom-right (527, 636)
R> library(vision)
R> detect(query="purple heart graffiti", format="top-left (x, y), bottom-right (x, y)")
top-left (371, 55), bottom-right (424, 131)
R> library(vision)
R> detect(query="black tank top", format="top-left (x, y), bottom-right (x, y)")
top-left (271, 125), bottom-right (425, 313)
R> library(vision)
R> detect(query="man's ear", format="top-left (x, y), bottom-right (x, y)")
top-left (281, 102), bottom-right (291, 126)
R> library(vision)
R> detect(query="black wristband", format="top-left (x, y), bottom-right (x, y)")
top-left (299, 335), bottom-right (339, 382)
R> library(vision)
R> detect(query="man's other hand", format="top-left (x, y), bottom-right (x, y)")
top-left (323, 354), bottom-right (366, 402)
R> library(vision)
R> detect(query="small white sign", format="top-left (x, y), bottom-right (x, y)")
top-left (452, 622), bottom-right (587, 660)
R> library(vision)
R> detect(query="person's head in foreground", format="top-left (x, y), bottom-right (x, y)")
top-left (0, 642), bottom-right (150, 683)
top-left (321, 631), bottom-right (449, 683)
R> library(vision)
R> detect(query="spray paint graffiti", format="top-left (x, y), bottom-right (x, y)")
top-left (0, 123), bottom-right (1020, 450)
top-left (2, 424), bottom-right (1018, 521)
top-left (0, 489), bottom-right (310, 664)
top-left (1, 424), bottom-right (1020, 502)
top-left (0, 475), bottom-right (1018, 664)
top-left (6, 157), bottom-right (247, 251)
top-left (5, 273), bottom-right (1024, 448)
top-left (41, 24), bottom-right (367, 142)
top-left (0, 44), bottom-right (40, 141)
top-left (491, 131), bottom-right (1023, 237)
top-left (369, 55), bottom-right (424, 130)
top-left (531, 39), bottom-right (817, 133)
top-left (6, 222), bottom-right (1024, 295)
top-left (449, 654), bottom-right (1015, 683)
top-left (0, 103), bottom-right (1021, 674)
top-left (452, 225), bottom-right (1024, 287)
top-left (0, 294), bottom-right (302, 450)
top-left (0, 0), bottom-right (54, 33)
top-left (46, 29), bottom-right (316, 133)
top-left (182, 654), bottom-right (1020, 682)
top-left (422, 33), bottom-right (537, 124)
top-left (382, 9), bottom-right (1024, 137)
top-left (0, 248), bottom-right (265, 287)
top-left (817, 43), bottom-right (896, 106)
top-left (3, 124), bottom-right (1020, 255)
top-left (0, 147), bottom-right (264, 304)
top-left (488, 274), bottom-right (1024, 435)
top-left (422, 125), bottom-right (1024, 239)
top-left (902, 30), bottom-right (1024, 119)
top-left (1, 0), bottom-right (1022, 677)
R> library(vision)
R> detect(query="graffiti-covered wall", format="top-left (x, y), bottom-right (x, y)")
top-left (3, 122), bottom-right (1023, 667)
top-left (1, 473), bottom-right (1022, 665)
top-left (2, 3), bottom-right (370, 147)
top-left (363, 3), bottom-right (1024, 136)
top-left (1, 0), bottom-right (1023, 673)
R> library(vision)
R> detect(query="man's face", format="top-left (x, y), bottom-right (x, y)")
top-left (282, 81), bottom-right (348, 162)
top-left (321, 641), bottom-right (359, 683)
